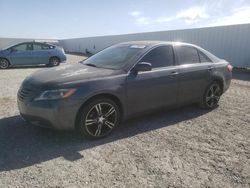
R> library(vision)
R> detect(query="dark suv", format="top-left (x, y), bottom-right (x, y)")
top-left (17, 41), bottom-right (232, 139)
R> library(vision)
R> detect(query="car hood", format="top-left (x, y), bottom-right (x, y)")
top-left (26, 63), bottom-right (121, 87)
top-left (0, 49), bottom-right (8, 55)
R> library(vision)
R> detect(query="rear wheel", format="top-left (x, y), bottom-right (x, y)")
top-left (48, 57), bottom-right (60, 66)
top-left (0, 58), bottom-right (10, 69)
top-left (200, 81), bottom-right (222, 109)
top-left (77, 98), bottom-right (120, 139)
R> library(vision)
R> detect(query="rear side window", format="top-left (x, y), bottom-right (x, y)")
top-left (42, 44), bottom-right (54, 50)
top-left (33, 44), bottom-right (43, 51)
top-left (198, 50), bottom-right (212, 63)
top-left (176, 46), bottom-right (200, 64)
top-left (33, 43), bottom-right (53, 50)
top-left (140, 46), bottom-right (174, 68)
top-left (42, 44), bottom-right (50, 50)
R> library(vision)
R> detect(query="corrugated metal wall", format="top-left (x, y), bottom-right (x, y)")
top-left (61, 24), bottom-right (250, 68)
top-left (1, 24), bottom-right (249, 67)
top-left (0, 38), bottom-right (60, 50)
top-left (0, 38), bottom-right (33, 49)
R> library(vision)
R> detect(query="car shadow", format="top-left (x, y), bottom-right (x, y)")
top-left (232, 68), bottom-right (250, 81)
top-left (0, 105), bottom-right (211, 172)
top-left (2, 65), bottom-right (48, 69)
top-left (233, 71), bottom-right (250, 81)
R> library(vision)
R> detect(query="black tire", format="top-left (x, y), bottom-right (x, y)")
top-left (199, 81), bottom-right (222, 109)
top-left (76, 98), bottom-right (120, 139)
top-left (0, 58), bottom-right (10, 69)
top-left (48, 57), bottom-right (60, 66)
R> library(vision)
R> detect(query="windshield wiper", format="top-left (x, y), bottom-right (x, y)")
top-left (84, 63), bottom-right (97, 67)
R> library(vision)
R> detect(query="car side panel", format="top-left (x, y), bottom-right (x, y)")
top-left (0, 50), bottom-right (12, 64)
top-left (177, 63), bottom-right (213, 104)
top-left (210, 61), bottom-right (232, 93)
top-left (61, 74), bottom-right (128, 123)
top-left (10, 50), bottom-right (34, 65)
top-left (56, 49), bottom-right (67, 62)
top-left (32, 49), bottom-right (50, 64)
top-left (125, 67), bottom-right (179, 116)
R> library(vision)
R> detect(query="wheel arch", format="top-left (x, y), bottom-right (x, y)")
top-left (212, 77), bottom-right (224, 92)
top-left (0, 57), bottom-right (11, 65)
top-left (49, 56), bottom-right (61, 62)
top-left (75, 93), bottom-right (124, 129)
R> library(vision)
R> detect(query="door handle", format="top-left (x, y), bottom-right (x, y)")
top-left (170, 71), bottom-right (179, 77)
top-left (171, 71), bottom-right (179, 75)
top-left (207, 66), bottom-right (214, 71)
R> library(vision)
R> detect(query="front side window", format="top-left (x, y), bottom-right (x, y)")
top-left (176, 46), bottom-right (200, 64)
top-left (82, 45), bottom-right (143, 70)
top-left (140, 46), bottom-right (174, 68)
top-left (12, 43), bottom-right (31, 51)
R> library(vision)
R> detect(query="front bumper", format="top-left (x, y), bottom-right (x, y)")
top-left (17, 98), bottom-right (82, 130)
top-left (61, 54), bottom-right (67, 62)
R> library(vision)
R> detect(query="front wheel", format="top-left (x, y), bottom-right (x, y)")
top-left (0, 58), bottom-right (10, 69)
top-left (77, 98), bottom-right (120, 139)
top-left (200, 82), bottom-right (222, 109)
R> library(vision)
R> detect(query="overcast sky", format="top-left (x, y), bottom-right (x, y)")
top-left (1, 0), bottom-right (250, 39)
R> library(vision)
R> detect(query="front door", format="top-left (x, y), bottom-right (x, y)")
top-left (125, 45), bottom-right (179, 116)
top-left (10, 43), bottom-right (33, 65)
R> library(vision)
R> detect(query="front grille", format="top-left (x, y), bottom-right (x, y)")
top-left (18, 87), bottom-right (33, 101)
top-left (18, 84), bottom-right (40, 101)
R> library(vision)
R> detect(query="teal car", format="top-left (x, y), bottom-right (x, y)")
top-left (0, 42), bottom-right (66, 69)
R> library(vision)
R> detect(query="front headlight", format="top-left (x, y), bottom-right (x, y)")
top-left (34, 89), bottom-right (76, 101)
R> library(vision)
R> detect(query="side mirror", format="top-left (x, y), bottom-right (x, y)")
top-left (132, 62), bottom-right (152, 72)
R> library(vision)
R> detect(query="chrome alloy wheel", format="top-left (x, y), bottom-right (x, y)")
top-left (85, 103), bottom-right (117, 137)
top-left (205, 83), bottom-right (221, 108)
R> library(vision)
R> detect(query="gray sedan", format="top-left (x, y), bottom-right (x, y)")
top-left (17, 41), bottom-right (232, 139)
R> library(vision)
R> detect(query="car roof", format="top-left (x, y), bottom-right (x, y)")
top-left (14, 41), bottom-right (54, 46)
top-left (118, 40), bottom-right (196, 47)
top-left (118, 40), bottom-right (221, 62)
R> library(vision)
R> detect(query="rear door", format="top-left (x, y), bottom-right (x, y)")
top-left (126, 45), bottom-right (179, 115)
top-left (32, 43), bottom-right (50, 64)
top-left (174, 45), bottom-right (213, 104)
top-left (10, 43), bottom-right (33, 65)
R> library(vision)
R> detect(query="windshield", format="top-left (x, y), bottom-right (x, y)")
top-left (82, 45), bottom-right (145, 70)
top-left (2, 44), bottom-right (15, 50)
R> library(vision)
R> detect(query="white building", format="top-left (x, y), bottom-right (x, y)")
top-left (1, 24), bottom-right (250, 67)
top-left (61, 24), bottom-right (250, 68)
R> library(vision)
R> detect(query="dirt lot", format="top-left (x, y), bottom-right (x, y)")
top-left (0, 54), bottom-right (249, 187)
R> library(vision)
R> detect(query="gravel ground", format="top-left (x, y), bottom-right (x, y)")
top-left (0, 55), bottom-right (249, 187)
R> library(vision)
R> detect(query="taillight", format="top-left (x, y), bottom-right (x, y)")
top-left (227, 64), bottom-right (233, 72)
